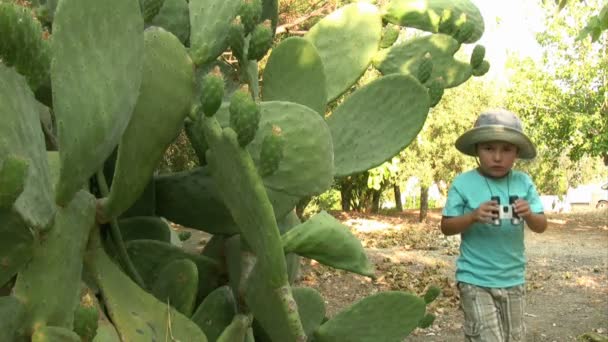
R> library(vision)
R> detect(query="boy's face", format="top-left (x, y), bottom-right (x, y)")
top-left (476, 141), bottom-right (518, 178)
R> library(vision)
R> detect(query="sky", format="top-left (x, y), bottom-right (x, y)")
top-left (471, 0), bottom-right (546, 81)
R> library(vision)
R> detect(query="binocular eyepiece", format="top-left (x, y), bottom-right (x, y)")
top-left (490, 195), bottom-right (520, 226)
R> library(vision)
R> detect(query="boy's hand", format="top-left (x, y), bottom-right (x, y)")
top-left (513, 199), bottom-right (532, 218)
top-left (472, 200), bottom-right (500, 224)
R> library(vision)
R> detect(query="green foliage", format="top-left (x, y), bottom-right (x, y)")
top-left (0, 0), bottom-right (487, 340)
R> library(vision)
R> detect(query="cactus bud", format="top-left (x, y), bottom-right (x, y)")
top-left (259, 125), bottom-right (284, 177)
top-left (454, 21), bottom-right (474, 43)
top-left (417, 52), bottom-right (433, 84)
top-left (417, 313), bottom-right (436, 329)
top-left (238, 0), bottom-right (262, 34)
top-left (248, 20), bottom-right (273, 61)
top-left (423, 285), bottom-right (441, 304)
top-left (73, 292), bottom-right (99, 341)
top-left (472, 60), bottom-right (490, 77)
top-left (229, 16), bottom-right (246, 60)
top-left (200, 66), bottom-right (225, 117)
top-left (229, 85), bottom-right (261, 147)
top-left (379, 24), bottom-right (400, 48)
top-left (427, 77), bottom-right (445, 107)
top-left (470, 45), bottom-right (485, 68)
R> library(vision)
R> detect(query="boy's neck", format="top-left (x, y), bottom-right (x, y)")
top-left (476, 167), bottom-right (512, 179)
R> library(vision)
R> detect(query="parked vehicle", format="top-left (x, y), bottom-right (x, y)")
top-left (566, 182), bottom-right (608, 209)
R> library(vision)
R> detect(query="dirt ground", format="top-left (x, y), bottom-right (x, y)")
top-left (296, 208), bottom-right (608, 342)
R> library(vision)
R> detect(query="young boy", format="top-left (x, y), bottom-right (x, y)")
top-left (441, 109), bottom-right (548, 342)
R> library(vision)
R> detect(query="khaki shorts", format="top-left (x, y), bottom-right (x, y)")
top-left (458, 282), bottom-right (526, 342)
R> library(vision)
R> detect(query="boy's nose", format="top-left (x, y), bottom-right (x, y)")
top-left (493, 151), bottom-right (502, 161)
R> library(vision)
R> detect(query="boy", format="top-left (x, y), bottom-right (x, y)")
top-left (441, 109), bottom-right (548, 342)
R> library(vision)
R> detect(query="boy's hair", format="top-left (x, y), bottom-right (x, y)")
top-left (455, 109), bottom-right (536, 159)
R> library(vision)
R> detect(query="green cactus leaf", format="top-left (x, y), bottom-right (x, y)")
top-left (0, 65), bottom-right (55, 230)
top-left (189, 0), bottom-right (240, 66)
top-left (120, 179), bottom-right (156, 218)
top-left (203, 119), bottom-right (288, 287)
top-left (92, 315), bottom-right (121, 342)
top-left (262, 37), bottom-right (327, 115)
top-left (155, 167), bottom-right (240, 235)
top-left (215, 101), bottom-right (334, 197)
top-left (305, 3), bottom-right (382, 102)
top-left (32, 326), bottom-right (81, 342)
top-left (191, 286), bottom-right (237, 342)
top-left (217, 314), bottom-right (250, 342)
top-left (383, 0), bottom-right (484, 43)
top-left (327, 74), bottom-right (429, 177)
top-left (314, 291), bottom-right (426, 342)
top-left (126, 239), bottom-right (221, 302)
top-left (139, 0), bottom-right (165, 23)
top-left (261, 0), bottom-right (278, 34)
top-left (0, 155), bottom-right (29, 209)
top-left (102, 27), bottom-right (194, 219)
top-left (13, 190), bottom-right (96, 333)
top-left (117, 216), bottom-right (172, 243)
top-left (150, 0), bottom-right (190, 44)
top-left (292, 287), bottom-right (326, 337)
top-left (52, 0), bottom-right (144, 206)
top-left (0, 295), bottom-right (25, 342)
top-left (0, 210), bottom-right (34, 289)
top-left (282, 211), bottom-right (374, 277)
top-left (46, 151), bottom-right (60, 192)
top-left (373, 33), bottom-right (472, 88)
top-left (87, 241), bottom-right (208, 342)
top-left (278, 211), bottom-right (302, 284)
top-left (151, 258), bottom-right (199, 317)
top-left (245, 266), bottom-right (306, 342)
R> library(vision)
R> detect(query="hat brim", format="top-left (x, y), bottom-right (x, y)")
top-left (455, 125), bottom-right (536, 159)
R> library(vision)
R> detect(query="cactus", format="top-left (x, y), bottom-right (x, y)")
top-left (0, 0), bottom-right (489, 340)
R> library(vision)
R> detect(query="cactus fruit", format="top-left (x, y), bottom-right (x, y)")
top-left (470, 44), bottom-right (486, 68)
top-left (423, 285), bottom-right (441, 304)
top-left (472, 59), bottom-right (490, 76)
top-left (417, 52), bottom-right (433, 84)
top-left (239, 0), bottom-right (262, 34)
top-left (248, 20), bottom-right (273, 61)
top-left (228, 16), bottom-right (246, 60)
top-left (73, 291), bottom-right (99, 342)
top-left (201, 66), bottom-right (225, 117)
top-left (417, 313), bottom-right (436, 328)
top-left (258, 125), bottom-right (285, 177)
top-left (428, 77), bottom-right (445, 107)
top-left (379, 23), bottom-right (400, 48)
top-left (0, 2), bottom-right (51, 91)
top-left (229, 86), bottom-right (261, 147)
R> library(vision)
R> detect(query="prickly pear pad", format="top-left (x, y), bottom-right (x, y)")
top-left (151, 258), bottom-right (199, 316)
top-left (314, 292), bottom-right (426, 342)
top-left (292, 287), bottom-right (326, 337)
top-left (263, 37), bottom-right (328, 115)
top-left (0, 65), bottom-right (55, 229)
top-left (0, 296), bottom-right (25, 342)
top-left (31, 326), bottom-right (81, 342)
top-left (87, 241), bottom-right (208, 341)
top-left (282, 211), bottom-right (374, 277)
top-left (0, 210), bottom-right (34, 288)
top-left (0, 155), bottom-right (29, 209)
top-left (384, 0), bottom-right (484, 43)
top-left (327, 74), bottom-right (429, 177)
top-left (217, 314), bottom-right (250, 341)
top-left (373, 33), bottom-right (472, 88)
top-left (189, 0), bottom-right (240, 66)
top-left (305, 3), bottom-right (382, 102)
top-left (191, 286), bottom-right (237, 341)
top-left (103, 27), bottom-right (194, 219)
top-left (52, 0), bottom-right (143, 205)
top-left (150, 0), bottom-right (190, 44)
top-left (13, 190), bottom-right (96, 332)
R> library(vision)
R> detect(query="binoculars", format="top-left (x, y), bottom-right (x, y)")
top-left (490, 195), bottom-right (520, 226)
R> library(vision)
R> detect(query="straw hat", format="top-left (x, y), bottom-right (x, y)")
top-left (455, 109), bottom-right (537, 159)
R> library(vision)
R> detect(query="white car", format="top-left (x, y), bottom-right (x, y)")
top-left (566, 182), bottom-right (608, 209)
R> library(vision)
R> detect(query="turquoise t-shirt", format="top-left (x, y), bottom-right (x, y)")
top-left (442, 169), bottom-right (544, 288)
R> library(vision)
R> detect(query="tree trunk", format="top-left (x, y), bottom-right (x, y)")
top-left (393, 184), bottom-right (403, 211)
top-left (371, 190), bottom-right (381, 213)
top-left (419, 185), bottom-right (429, 222)
top-left (340, 187), bottom-right (351, 211)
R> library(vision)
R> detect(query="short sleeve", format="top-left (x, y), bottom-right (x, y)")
top-left (443, 182), bottom-right (466, 217)
top-left (524, 174), bottom-right (544, 213)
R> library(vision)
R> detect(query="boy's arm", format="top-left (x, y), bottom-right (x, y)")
top-left (513, 199), bottom-right (547, 233)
